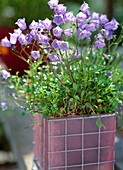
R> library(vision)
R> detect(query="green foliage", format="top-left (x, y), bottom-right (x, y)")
top-left (96, 120), bottom-right (102, 128)
top-left (3, 45), bottom-right (122, 118)
top-left (0, 1), bottom-right (123, 119)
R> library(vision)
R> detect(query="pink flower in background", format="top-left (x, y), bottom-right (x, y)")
top-left (9, 33), bottom-right (18, 44)
top-left (1, 70), bottom-right (10, 79)
top-left (1, 37), bottom-right (11, 47)
top-left (1, 102), bottom-right (8, 111)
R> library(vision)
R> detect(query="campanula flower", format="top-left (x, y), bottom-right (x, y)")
top-left (15, 18), bottom-right (26, 30)
top-left (78, 30), bottom-right (92, 40)
top-left (1, 36), bottom-right (11, 47)
top-left (1, 70), bottom-right (10, 79)
top-left (31, 51), bottom-right (40, 60)
top-left (80, 2), bottom-right (89, 11)
top-left (104, 18), bottom-right (119, 30)
top-left (53, 14), bottom-right (64, 25)
top-left (89, 20), bottom-right (99, 28)
top-left (18, 34), bottom-right (27, 45)
top-left (9, 33), bottom-right (18, 44)
top-left (43, 18), bottom-right (52, 30)
top-left (101, 29), bottom-right (114, 40)
top-left (120, 62), bottom-right (123, 70)
top-left (38, 20), bottom-right (45, 30)
top-left (64, 11), bottom-right (76, 23)
top-left (92, 12), bottom-right (99, 19)
top-left (64, 28), bottom-right (73, 37)
top-left (60, 41), bottom-right (69, 51)
top-left (99, 14), bottom-right (109, 24)
top-left (85, 23), bottom-right (96, 31)
top-left (55, 4), bottom-right (67, 15)
top-left (48, 53), bottom-right (57, 62)
top-left (25, 33), bottom-right (34, 43)
top-left (48, 0), bottom-right (59, 9)
top-left (52, 39), bottom-right (61, 49)
top-left (53, 26), bottom-right (63, 37)
top-left (14, 28), bottom-right (22, 37)
top-left (84, 10), bottom-right (91, 19)
top-left (94, 40), bottom-right (105, 48)
top-left (29, 20), bottom-right (38, 29)
top-left (38, 34), bottom-right (50, 45)
top-left (1, 102), bottom-right (8, 111)
top-left (76, 12), bottom-right (86, 22)
top-left (107, 71), bottom-right (112, 76)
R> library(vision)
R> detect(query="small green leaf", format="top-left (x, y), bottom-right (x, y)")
top-left (21, 112), bottom-right (25, 116)
top-left (15, 102), bottom-right (22, 108)
top-left (74, 95), bottom-right (80, 101)
top-left (70, 98), bottom-right (74, 103)
top-left (70, 104), bottom-right (74, 109)
top-left (96, 120), bottom-right (102, 127)
top-left (97, 99), bottom-right (104, 103)
top-left (73, 83), bottom-right (78, 91)
top-left (38, 121), bottom-right (41, 126)
top-left (112, 100), bottom-right (118, 107)
top-left (91, 95), bottom-right (96, 99)
top-left (81, 91), bottom-right (84, 98)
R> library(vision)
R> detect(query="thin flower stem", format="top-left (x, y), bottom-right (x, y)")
top-left (90, 47), bottom-right (98, 106)
top-left (108, 40), bottom-right (110, 54)
top-left (64, 51), bottom-right (75, 84)
top-left (44, 58), bottom-right (66, 87)
top-left (0, 81), bottom-right (9, 85)
top-left (85, 102), bottom-right (106, 129)
top-left (11, 50), bottom-right (31, 66)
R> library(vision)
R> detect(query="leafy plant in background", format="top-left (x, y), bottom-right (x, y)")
top-left (0, 0), bottom-right (52, 27)
top-left (0, 1), bottom-right (123, 123)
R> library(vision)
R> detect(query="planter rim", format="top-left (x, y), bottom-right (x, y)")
top-left (40, 113), bottom-right (117, 121)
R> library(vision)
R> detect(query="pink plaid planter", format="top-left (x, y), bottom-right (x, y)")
top-left (34, 113), bottom-right (116, 170)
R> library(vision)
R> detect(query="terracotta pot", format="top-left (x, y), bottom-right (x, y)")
top-left (34, 113), bottom-right (116, 170)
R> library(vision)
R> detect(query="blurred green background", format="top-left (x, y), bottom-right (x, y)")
top-left (0, 0), bottom-right (123, 27)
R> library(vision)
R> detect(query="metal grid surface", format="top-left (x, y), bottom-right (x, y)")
top-left (33, 114), bottom-right (116, 170)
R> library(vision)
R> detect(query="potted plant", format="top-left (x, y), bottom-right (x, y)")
top-left (0, 0), bottom-right (123, 169)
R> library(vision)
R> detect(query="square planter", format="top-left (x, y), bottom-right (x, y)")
top-left (34, 113), bottom-right (116, 170)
